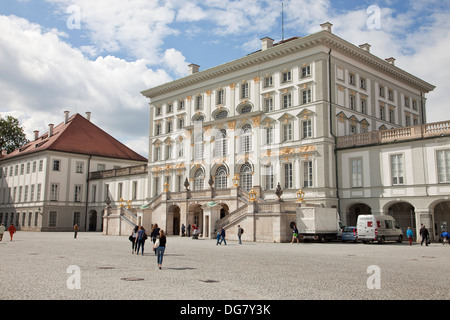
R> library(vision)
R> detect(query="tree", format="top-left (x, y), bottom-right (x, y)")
top-left (0, 115), bottom-right (29, 154)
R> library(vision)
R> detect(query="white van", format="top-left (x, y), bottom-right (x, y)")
top-left (356, 215), bottom-right (403, 244)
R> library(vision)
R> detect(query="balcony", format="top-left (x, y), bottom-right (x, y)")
top-left (337, 120), bottom-right (450, 149)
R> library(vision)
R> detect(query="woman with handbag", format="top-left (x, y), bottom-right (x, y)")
top-left (130, 226), bottom-right (139, 254)
top-left (136, 226), bottom-right (147, 255)
top-left (154, 229), bottom-right (167, 270)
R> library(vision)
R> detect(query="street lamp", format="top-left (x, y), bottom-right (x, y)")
top-left (296, 189), bottom-right (305, 203)
top-left (249, 188), bottom-right (257, 202)
top-left (232, 174), bottom-right (239, 187)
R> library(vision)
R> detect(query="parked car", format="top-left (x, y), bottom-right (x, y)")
top-left (356, 215), bottom-right (403, 244)
top-left (341, 226), bottom-right (358, 243)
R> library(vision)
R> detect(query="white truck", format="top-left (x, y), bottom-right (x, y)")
top-left (296, 206), bottom-right (343, 242)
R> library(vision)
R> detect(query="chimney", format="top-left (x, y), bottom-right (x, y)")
top-left (48, 124), bottom-right (54, 137)
top-left (320, 22), bottom-right (333, 32)
top-left (34, 130), bottom-right (39, 141)
top-left (188, 64), bottom-right (200, 75)
top-left (385, 57), bottom-right (396, 65)
top-left (261, 37), bottom-right (274, 50)
top-left (86, 111), bottom-right (91, 122)
top-left (64, 110), bottom-right (70, 124)
top-left (359, 43), bottom-right (371, 52)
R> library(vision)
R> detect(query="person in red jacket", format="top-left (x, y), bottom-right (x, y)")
top-left (7, 223), bottom-right (16, 241)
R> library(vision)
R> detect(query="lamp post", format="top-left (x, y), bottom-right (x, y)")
top-left (296, 189), bottom-right (305, 203)
top-left (249, 188), bottom-right (257, 202)
top-left (232, 174), bottom-right (239, 187)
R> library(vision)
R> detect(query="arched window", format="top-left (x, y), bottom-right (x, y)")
top-left (240, 162), bottom-right (253, 192)
top-left (194, 168), bottom-right (204, 191)
top-left (194, 134), bottom-right (204, 160)
top-left (214, 129), bottom-right (228, 157)
top-left (215, 166), bottom-right (228, 189)
top-left (240, 124), bottom-right (252, 153)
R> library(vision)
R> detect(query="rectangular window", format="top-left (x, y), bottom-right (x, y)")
top-left (361, 99), bottom-right (367, 114)
top-left (283, 123), bottom-right (292, 142)
top-left (241, 82), bottom-right (249, 99)
top-left (217, 90), bottom-right (224, 105)
top-left (26, 162), bottom-right (30, 174)
top-left (264, 76), bottom-right (273, 88)
top-left (30, 185), bottom-right (35, 202)
top-left (264, 165), bottom-right (274, 190)
top-left (437, 150), bottom-right (450, 183)
top-left (132, 181), bottom-right (138, 200)
top-left (178, 100), bottom-right (185, 110)
top-left (302, 89), bottom-right (311, 104)
top-left (193, 96), bottom-right (201, 110)
top-left (303, 161), bottom-right (313, 188)
top-left (349, 73), bottom-right (355, 85)
top-left (118, 183), bottom-right (123, 199)
top-left (24, 186), bottom-right (28, 202)
top-left (391, 154), bottom-right (404, 185)
top-left (282, 70), bottom-right (291, 83)
top-left (39, 160), bottom-right (43, 171)
top-left (360, 77), bottom-right (366, 89)
top-left (351, 159), bottom-right (363, 187)
top-left (53, 160), bottom-right (60, 171)
top-left (49, 211), bottom-right (57, 227)
top-left (50, 184), bottom-right (59, 201)
top-left (76, 161), bottom-right (84, 173)
top-left (282, 93), bottom-right (292, 109)
top-left (74, 185), bottom-right (82, 202)
top-left (301, 65), bottom-right (311, 78)
top-left (264, 97), bottom-right (273, 112)
top-left (37, 184), bottom-right (41, 201)
top-left (349, 95), bottom-right (356, 110)
top-left (284, 163), bottom-right (293, 189)
top-left (91, 185), bottom-right (97, 202)
top-left (266, 127), bottom-right (274, 144)
top-left (302, 120), bottom-right (312, 138)
top-left (379, 85), bottom-right (385, 97)
top-left (388, 89), bottom-right (394, 101)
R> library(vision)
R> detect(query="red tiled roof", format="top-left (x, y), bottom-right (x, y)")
top-left (1, 113), bottom-right (147, 162)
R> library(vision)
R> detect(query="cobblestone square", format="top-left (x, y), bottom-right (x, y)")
top-left (1, 232), bottom-right (449, 301)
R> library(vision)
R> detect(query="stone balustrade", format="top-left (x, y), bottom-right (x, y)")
top-left (337, 120), bottom-right (450, 149)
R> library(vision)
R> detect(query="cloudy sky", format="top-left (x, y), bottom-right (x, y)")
top-left (1, 0), bottom-right (449, 158)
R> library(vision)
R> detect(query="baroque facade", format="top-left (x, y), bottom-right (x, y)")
top-left (131, 22), bottom-right (440, 242)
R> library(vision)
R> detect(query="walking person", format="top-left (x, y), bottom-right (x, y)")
top-left (135, 226), bottom-right (147, 255)
top-left (181, 223), bottom-right (186, 237)
top-left (216, 229), bottom-right (221, 245)
top-left (420, 225), bottom-right (429, 246)
top-left (151, 224), bottom-right (160, 255)
top-left (291, 224), bottom-right (299, 244)
top-left (0, 223), bottom-right (5, 241)
top-left (406, 227), bottom-right (414, 246)
top-left (219, 227), bottom-right (227, 245)
top-left (7, 223), bottom-right (16, 241)
top-left (237, 225), bottom-right (244, 244)
top-left (187, 223), bottom-right (191, 237)
top-left (154, 229), bottom-right (167, 270)
top-left (73, 224), bottom-right (79, 239)
top-left (130, 225), bottom-right (139, 254)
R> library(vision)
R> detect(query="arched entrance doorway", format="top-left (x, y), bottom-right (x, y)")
top-left (387, 202), bottom-right (415, 239)
top-left (346, 203), bottom-right (371, 226)
top-left (168, 205), bottom-right (181, 236)
top-left (218, 203), bottom-right (229, 219)
top-left (433, 201), bottom-right (450, 241)
top-left (88, 210), bottom-right (97, 231)
top-left (188, 204), bottom-right (203, 235)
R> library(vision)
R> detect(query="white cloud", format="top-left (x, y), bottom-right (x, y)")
top-left (0, 14), bottom-right (173, 158)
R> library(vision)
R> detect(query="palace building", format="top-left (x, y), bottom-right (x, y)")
top-left (3, 23), bottom-right (449, 243)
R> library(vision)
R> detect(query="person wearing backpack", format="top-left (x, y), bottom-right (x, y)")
top-left (237, 225), bottom-right (244, 244)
